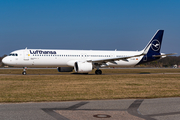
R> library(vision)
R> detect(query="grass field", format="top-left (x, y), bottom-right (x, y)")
top-left (0, 68), bottom-right (180, 103)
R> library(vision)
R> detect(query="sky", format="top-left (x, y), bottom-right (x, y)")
top-left (0, 0), bottom-right (180, 56)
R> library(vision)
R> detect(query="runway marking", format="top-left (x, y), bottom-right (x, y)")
top-left (128, 99), bottom-right (156, 120)
top-left (42, 99), bottom-right (180, 120)
top-left (66, 102), bottom-right (89, 110)
top-left (147, 111), bottom-right (180, 117)
top-left (42, 100), bottom-right (147, 120)
top-left (43, 108), bottom-right (69, 120)
top-left (42, 102), bottom-right (89, 120)
top-left (128, 100), bottom-right (180, 119)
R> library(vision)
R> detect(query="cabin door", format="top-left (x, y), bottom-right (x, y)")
top-left (23, 49), bottom-right (29, 61)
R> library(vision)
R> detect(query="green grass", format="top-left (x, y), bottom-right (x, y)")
top-left (0, 68), bottom-right (180, 103)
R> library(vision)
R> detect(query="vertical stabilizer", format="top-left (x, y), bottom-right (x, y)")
top-left (137, 30), bottom-right (164, 65)
top-left (143, 30), bottom-right (164, 54)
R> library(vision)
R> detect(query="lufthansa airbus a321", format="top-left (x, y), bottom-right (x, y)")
top-left (2, 30), bottom-right (176, 75)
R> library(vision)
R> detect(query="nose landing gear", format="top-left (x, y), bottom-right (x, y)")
top-left (22, 67), bottom-right (27, 75)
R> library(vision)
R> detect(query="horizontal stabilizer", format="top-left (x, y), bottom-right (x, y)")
top-left (153, 53), bottom-right (177, 57)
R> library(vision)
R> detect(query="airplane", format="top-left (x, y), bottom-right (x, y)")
top-left (2, 30), bottom-right (176, 75)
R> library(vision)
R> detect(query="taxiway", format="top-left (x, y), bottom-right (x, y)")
top-left (0, 98), bottom-right (180, 120)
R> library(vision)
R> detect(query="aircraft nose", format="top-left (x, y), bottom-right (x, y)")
top-left (2, 57), bottom-right (10, 65)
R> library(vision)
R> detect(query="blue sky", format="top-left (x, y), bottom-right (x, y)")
top-left (0, 0), bottom-right (180, 56)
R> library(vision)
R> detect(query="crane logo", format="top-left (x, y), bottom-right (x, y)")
top-left (151, 39), bottom-right (160, 51)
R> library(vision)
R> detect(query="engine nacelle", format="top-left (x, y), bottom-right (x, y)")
top-left (74, 62), bottom-right (93, 73)
top-left (57, 67), bottom-right (73, 72)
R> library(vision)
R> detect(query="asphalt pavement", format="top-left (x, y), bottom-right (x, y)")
top-left (0, 97), bottom-right (180, 120)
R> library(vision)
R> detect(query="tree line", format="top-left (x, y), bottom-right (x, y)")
top-left (0, 55), bottom-right (179, 68)
top-left (140, 56), bottom-right (180, 68)
top-left (0, 55), bottom-right (7, 67)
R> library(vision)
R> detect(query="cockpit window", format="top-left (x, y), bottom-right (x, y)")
top-left (9, 53), bottom-right (18, 56)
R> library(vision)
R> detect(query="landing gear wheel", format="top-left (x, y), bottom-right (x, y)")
top-left (95, 70), bottom-right (102, 75)
top-left (22, 67), bottom-right (27, 75)
top-left (22, 71), bottom-right (26, 75)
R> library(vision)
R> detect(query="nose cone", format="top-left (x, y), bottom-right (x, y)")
top-left (2, 57), bottom-right (9, 65)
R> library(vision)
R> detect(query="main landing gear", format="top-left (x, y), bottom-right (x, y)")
top-left (22, 67), bottom-right (27, 75)
top-left (95, 69), bottom-right (102, 75)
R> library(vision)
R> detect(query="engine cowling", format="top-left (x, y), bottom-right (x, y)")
top-left (74, 62), bottom-right (93, 73)
top-left (57, 67), bottom-right (73, 72)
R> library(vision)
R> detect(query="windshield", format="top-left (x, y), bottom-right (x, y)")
top-left (9, 53), bottom-right (18, 56)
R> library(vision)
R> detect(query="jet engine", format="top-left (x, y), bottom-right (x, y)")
top-left (74, 62), bottom-right (93, 73)
top-left (57, 67), bottom-right (73, 72)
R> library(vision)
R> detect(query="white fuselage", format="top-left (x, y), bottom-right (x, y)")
top-left (3, 49), bottom-right (143, 68)
top-left (2, 30), bottom-right (169, 75)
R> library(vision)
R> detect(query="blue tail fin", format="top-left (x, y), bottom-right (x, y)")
top-left (137, 30), bottom-right (164, 65)
top-left (143, 30), bottom-right (164, 54)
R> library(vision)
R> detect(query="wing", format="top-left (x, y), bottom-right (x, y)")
top-left (87, 53), bottom-right (144, 63)
top-left (87, 43), bottom-right (151, 63)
